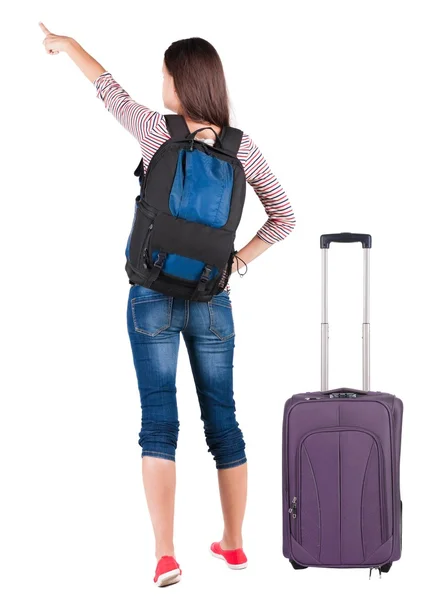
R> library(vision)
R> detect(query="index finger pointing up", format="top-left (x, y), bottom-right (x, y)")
top-left (39, 22), bottom-right (51, 36)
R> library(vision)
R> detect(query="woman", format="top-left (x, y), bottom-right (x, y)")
top-left (39, 23), bottom-right (296, 587)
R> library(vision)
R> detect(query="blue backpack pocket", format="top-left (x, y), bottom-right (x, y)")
top-left (157, 148), bottom-right (233, 282)
top-left (151, 250), bottom-right (219, 282)
top-left (169, 149), bottom-right (233, 227)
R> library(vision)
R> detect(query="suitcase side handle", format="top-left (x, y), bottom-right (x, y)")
top-left (321, 233), bottom-right (371, 392)
top-left (320, 232), bottom-right (372, 249)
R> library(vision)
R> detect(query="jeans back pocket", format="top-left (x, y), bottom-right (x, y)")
top-left (208, 291), bottom-right (235, 341)
top-left (131, 290), bottom-right (173, 336)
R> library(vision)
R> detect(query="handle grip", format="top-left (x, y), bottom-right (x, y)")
top-left (320, 232), bottom-right (372, 249)
top-left (187, 127), bottom-right (222, 149)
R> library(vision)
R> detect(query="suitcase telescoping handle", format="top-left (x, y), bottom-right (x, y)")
top-left (320, 232), bottom-right (372, 392)
top-left (320, 232), bottom-right (372, 249)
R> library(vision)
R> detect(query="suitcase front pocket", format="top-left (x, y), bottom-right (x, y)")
top-left (291, 427), bottom-right (388, 566)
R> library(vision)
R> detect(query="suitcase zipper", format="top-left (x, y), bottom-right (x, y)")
top-left (288, 496), bottom-right (297, 519)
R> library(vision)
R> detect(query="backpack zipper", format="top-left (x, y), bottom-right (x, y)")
top-left (142, 223), bottom-right (154, 269)
top-left (137, 203), bottom-right (157, 220)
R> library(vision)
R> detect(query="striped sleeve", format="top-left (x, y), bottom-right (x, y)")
top-left (238, 134), bottom-right (296, 244)
top-left (94, 72), bottom-right (164, 146)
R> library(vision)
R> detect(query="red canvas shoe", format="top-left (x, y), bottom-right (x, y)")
top-left (153, 555), bottom-right (181, 587)
top-left (210, 541), bottom-right (248, 569)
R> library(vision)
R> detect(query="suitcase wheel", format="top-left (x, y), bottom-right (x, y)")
top-left (380, 562), bottom-right (392, 573)
top-left (289, 559), bottom-right (308, 570)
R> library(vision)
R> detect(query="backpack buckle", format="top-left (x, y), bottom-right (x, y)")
top-left (144, 252), bottom-right (167, 288)
top-left (190, 265), bottom-right (212, 301)
top-left (200, 265), bottom-right (212, 283)
top-left (154, 252), bottom-right (167, 268)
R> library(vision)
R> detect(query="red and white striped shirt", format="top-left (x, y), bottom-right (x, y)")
top-left (94, 72), bottom-right (296, 292)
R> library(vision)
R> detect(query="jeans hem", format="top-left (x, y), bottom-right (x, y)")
top-left (141, 450), bottom-right (176, 462)
top-left (216, 457), bottom-right (247, 470)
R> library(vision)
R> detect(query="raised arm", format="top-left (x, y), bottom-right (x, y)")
top-left (92, 72), bottom-right (162, 143)
top-left (39, 22), bottom-right (106, 83)
top-left (39, 22), bottom-right (161, 144)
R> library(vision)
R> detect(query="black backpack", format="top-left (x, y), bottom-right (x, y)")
top-left (125, 114), bottom-right (246, 302)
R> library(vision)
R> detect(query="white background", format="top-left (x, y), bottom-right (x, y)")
top-left (1, 0), bottom-right (442, 598)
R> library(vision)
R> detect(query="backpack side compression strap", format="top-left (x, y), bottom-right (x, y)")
top-left (219, 126), bottom-right (243, 157)
top-left (164, 114), bottom-right (190, 139)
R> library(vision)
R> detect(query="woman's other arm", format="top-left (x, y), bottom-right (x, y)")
top-left (232, 135), bottom-right (296, 272)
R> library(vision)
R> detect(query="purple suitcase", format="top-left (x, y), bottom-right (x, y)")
top-left (282, 233), bottom-right (403, 575)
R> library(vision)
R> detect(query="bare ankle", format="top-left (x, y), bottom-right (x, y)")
top-left (221, 534), bottom-right (243, 550)
top-left (155, 545), bottom-right (175, 561)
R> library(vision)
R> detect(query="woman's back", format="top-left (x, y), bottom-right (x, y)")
top-left (94, 72), bottom-right (296, 293)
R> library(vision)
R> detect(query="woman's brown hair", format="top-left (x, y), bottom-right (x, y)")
top-left (164, 37), bottom-right (230, 128)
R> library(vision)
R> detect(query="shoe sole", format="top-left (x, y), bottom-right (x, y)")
top-left (155, 568), bottom-right (181, 587)
top-left (210, 549), bottom-right (248, 570)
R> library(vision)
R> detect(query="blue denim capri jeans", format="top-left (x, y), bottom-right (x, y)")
top-left (126, 284), bottom-right (246, 470)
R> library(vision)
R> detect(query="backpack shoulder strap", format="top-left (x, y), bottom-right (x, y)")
top-left (133, 114), bottom-right (190, 180)
top-left (164, 114), bottom-right (190, 139)
top-left (219, 126), bottom-right (243, 157)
